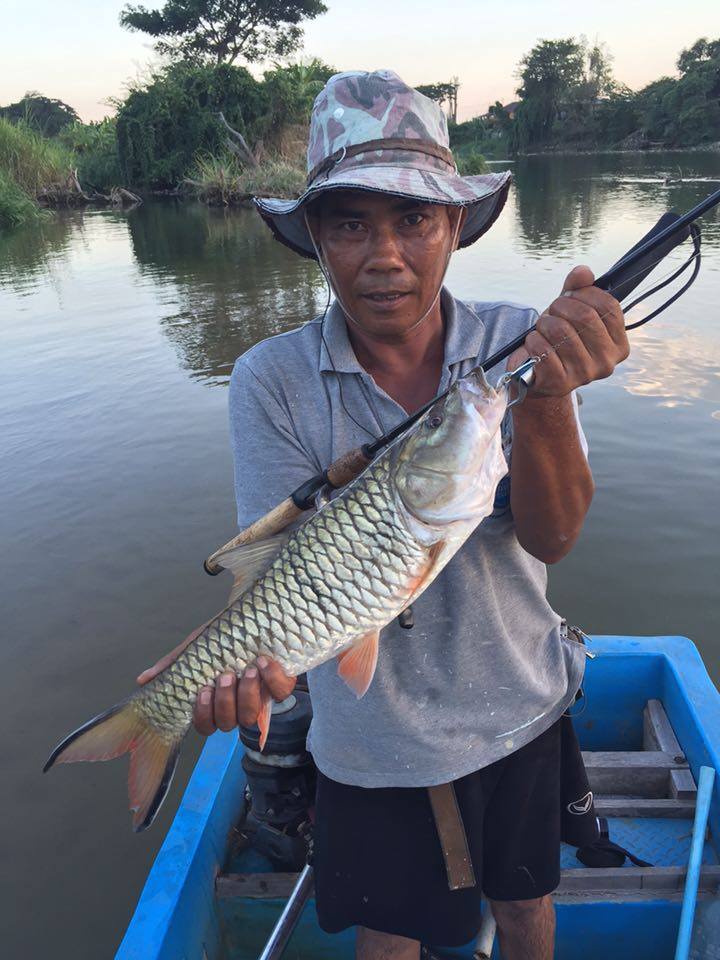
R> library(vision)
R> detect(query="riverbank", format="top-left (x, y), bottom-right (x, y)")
top-left (0, 118), bottom-right (142, 228)
top-left (522, 142), bottom-right (720, 157)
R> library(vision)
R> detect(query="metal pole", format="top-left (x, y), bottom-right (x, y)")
top-left (674, 765), bottom-right (716, 960)
top-left (473, 908), bottom-right (497, 959)
top-left (258, 864), bottom-right (315, 960)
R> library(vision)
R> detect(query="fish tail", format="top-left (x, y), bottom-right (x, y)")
top-left (43, 696), bottom-right (183, 832)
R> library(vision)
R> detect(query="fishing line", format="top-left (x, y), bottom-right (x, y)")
top-left (526, 237), bottom-right (703, 373)
top-left (318, 272), bottom-right (378, 441)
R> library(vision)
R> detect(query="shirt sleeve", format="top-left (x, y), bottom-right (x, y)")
top-left (228, 358), bottom-right (319, 530)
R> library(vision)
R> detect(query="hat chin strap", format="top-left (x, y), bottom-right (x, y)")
top-left (303, 209), bottom-right (463, 337)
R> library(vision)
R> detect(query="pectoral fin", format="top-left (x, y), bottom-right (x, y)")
top-left (337, 630), bottom-right (380, 698)
top-left (257, 683), bottom-right (273, 752)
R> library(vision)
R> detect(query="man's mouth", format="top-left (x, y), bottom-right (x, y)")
top-left (362, 292), bottom-right (410, 303)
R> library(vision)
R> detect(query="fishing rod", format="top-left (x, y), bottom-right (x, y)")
top-left (205, 187), bottom-right (720, 575)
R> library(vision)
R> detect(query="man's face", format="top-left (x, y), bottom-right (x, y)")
top-left (309, 190), bottom-right (460, 340)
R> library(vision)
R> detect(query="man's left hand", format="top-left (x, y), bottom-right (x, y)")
top-left (508, 265), bottom-right (630, 397)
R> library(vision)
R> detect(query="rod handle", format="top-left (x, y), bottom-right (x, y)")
top-left (325, 445), bottom-right (373, 489)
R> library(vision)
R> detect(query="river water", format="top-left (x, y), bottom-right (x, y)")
top-left (2, 153), bottom-right (719, 957)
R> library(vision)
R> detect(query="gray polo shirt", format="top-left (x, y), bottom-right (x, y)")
top-left (228, 288), bottom-right (587, 788)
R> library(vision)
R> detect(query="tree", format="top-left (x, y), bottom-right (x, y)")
top-left (677, 37), bottom-right (720, 75)
top-left (119, 0), bottom-right (327, 65)
top-left (512, 39), bottom-right (586, 149)
top-left (416, 79), bottom-right (460, 123)
top-left (584, 40), bottom-right (615, 100)
top-left (0, 92), bottom-right (79, 137)
top-left (262, 58), bottom-right (335, 128)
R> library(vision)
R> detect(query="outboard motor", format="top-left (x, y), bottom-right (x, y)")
top-left (238, 688), bottom-right (315, 871)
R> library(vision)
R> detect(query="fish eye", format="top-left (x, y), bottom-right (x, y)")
top-left (426, 414), bottom-right (443, 429)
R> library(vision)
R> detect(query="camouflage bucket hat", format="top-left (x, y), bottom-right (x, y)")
top-left (254, 69), bottom-right (512, 260)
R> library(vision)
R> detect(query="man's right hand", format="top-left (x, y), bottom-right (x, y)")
top-left (137, 628), bottom-right (296, 736)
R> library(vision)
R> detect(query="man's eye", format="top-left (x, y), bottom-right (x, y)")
top-left (404, 213), bottom-right (425, 226)
top-left (342, 221), bottom-right (364, 232)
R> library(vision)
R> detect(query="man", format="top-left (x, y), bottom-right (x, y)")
top-left (141, 71), bottom-right (628, 959)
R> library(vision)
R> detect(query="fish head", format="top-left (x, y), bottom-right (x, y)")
top-left (393, 369), bottom-right (508, 527)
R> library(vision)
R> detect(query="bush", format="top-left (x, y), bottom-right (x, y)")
top-left (116, 62), bottom-right (269, 189)
top-left (456, 150), bottom-right (489, 175)
top-left (60, 119), bottom-right (123, 192)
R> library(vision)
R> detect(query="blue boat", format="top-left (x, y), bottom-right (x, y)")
top-left (116, 636), bottom-right (720, 960)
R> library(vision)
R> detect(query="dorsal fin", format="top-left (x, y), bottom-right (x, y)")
top-left (213, 533), bottom-right (291, 604)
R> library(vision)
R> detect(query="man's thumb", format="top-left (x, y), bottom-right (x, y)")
top-left (562, 264), bottom-right (595, 294)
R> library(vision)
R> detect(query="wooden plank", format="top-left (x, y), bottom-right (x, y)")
top-left (558, 865), bottom-right (720, 893)
top-left (671, 768), bottom-right (698, 802)
top-left (643, 699), bottom-right (686, 757)
top-left (556, 890), bottom-right (718, 904)
top-left (217, 866), bottom-right (720, 901)
top-left (216, 872), bottom-right (303, 900)
top-left (594, 797), bottom-right (695, 818)
top-left (583, 750), bottom-right (690, 798)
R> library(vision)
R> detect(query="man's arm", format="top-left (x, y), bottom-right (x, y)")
top-left (508, 265), bottom-right (629, 564)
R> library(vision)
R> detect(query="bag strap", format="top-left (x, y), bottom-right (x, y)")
top-left (427, 783), bottom-right (477, 890)
top-left (576, 817), bottom-right (652, 868)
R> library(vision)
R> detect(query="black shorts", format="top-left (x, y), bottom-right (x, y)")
top-left (313, 715), bottom-right (595, 947)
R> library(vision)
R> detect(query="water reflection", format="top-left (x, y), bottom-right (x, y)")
top-left (512, 155), bottom-right (613, 253)
top-left (126, 203), bottom-right (326, 384)
top-left (0, 210), bottom-right (79, 291)
top-left (620, 325), bottom-right (720, 413)
top-left (511, 152), bottom-right (720, 256)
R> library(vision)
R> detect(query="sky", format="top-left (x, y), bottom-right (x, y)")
top-left (1, 0), bottom-right (717, 122)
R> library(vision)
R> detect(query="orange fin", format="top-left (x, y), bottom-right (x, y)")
top-left (257, 683), bottom-right (273, 751)
top-left (337, 630), bottom-right (380, 698)
top-left (43, 698), bottom-right (183, 833)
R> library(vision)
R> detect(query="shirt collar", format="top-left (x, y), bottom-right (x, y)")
top-left (318, 287), bottom-right (486, 375)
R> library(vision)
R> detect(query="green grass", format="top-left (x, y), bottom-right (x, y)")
top-left (0, 170), bottom-right (44, 228)
top-left (186, 152), bottom-right (306, 205)
top-left (0, 117), bottom-right (74, 196)
top-left (0, 117), bottom-right (77, 228)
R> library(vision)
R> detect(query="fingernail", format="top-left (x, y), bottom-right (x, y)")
top-left (220, 674), bottom-right (234, 687)
top-left (245, 666), bottom-right (258, 679)
top-left (256, 656), bottom-right (269, 669)
top-left (200, 690), bottom-right (211, 705)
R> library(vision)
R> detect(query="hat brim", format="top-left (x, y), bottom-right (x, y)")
top-left (254, 165), bottom-right (512, 260)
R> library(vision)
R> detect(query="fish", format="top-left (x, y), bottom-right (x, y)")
top-left (44, 368), bottom-right (508, 831)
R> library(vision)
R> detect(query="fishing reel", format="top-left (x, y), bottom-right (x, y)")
top-left (237, 687), bottom-right (315, 871)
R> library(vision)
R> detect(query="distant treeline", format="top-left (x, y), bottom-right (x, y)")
top-left (450, 35), bottom-right (720, 157)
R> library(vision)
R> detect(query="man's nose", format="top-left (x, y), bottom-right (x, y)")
top-left (365, 225), bottom-right (405, 271)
